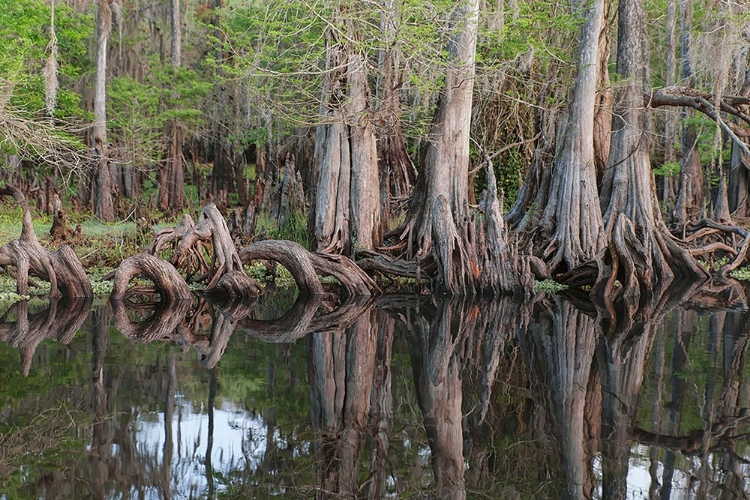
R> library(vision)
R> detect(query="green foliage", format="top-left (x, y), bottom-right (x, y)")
top-left (533, 279), bottom-right (568, 293)
top-left (653, 161), bottom-right (680, 178)
top-left (0, 0), bottom-right (92, 119)
top-left (109, 62), bottom-right (210, 168)
top-left (684, 114), bottom-right (732, 168)
top-left (255, 211), bottom-right (309, 249)
top-left (478, 0), bottom-right (581, 66)
top-left (729, 267), bottom-right (750, 281)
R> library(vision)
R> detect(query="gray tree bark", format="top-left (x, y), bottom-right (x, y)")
top-left (312, 5), bottom-right (380, 255)
top-left (597, 0), bottom-right (706, 302)
top-left (538, 0), bottom-right (606, 274)
top-left (94, 0), bottom-right (115, 222)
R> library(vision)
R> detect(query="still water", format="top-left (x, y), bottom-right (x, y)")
top-left (1, 284), bottom-right (750, 499)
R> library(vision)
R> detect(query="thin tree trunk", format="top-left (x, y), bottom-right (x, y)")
top-left (159, 0), bottom-right (185, 212)
top-left (44, 0), bottom-right (58, 119)
top-left (674, 0), bottom-right (703, 224)
top-left (94, 0), bottom-right (115, 222)
top-left (376, 0), bottom-right (416, 232)
top-left (661, 0), bottom-right (678, 207)
top-left (211, 0), bottom-right (232, 202)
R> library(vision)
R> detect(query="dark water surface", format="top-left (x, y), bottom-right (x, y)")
top-left (1, 286), bottom-right (750, 499)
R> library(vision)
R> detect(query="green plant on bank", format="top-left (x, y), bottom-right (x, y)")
top-left (534, 279), bottom-right (568, 293)
top-left (729, 267), bottom-right (750, 281)
top-left (255, 211), bottom-right (309, 249)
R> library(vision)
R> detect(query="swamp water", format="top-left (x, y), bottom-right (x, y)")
top-left (1, 285), bottom-right (750, 499)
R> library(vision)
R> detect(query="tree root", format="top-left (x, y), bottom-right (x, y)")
top-left (111, 297), bottom-right (193, 342)
top-left (239, 240), bottom-right (324, 295)
top-left (684, 218), bottom-right (750, 276)
top-left (0, 186), bottom-right (91, 298)
top-left (111, 253), bottom-right (192, 302)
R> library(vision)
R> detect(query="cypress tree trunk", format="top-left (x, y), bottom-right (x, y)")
top-left (537, 0), bottom-right (606, 274)
top-left (375, 0), bottom-right (417, 232)
top-left (312, 5), bottom-right (380, 255)
top-left (661, 0), bottom-right (678, 207)
top-left (597, 0), bottom-right (706, 301)
top-left (399, 0), bottom-right (518, 295)
top-left (673, 0), bottom-right (703, 224)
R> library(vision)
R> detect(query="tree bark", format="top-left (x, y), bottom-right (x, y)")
top-left (537, 0), bottom-right (606, 274)
top-left (673, 0), bottom-right (703, 225)
top-left (94, 0), bottom-right (115, 222)
top-left (159, 0), bottom-right (186, 213)
top-left (660, 0), bottom-right (678, 206)
top-left (110, 252), bottom-right (192, 301)
top-left (398, 0), bottom-right (517, 295)
top-left (597, 0), bottom-right (706, 300)
top-left (311, 5), bottom-right (380, 255)
top-left (375, 0), bottom-right (417, 232)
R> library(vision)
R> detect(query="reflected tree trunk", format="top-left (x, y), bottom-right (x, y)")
top-left (161, 353), bottom-right (176, 499)
top-left (367, 310), bottom-right (394, 499)
top-left (719, 310), bottom-right (750, 499)
top-left (527, 297), bottom-right (597, 500)
top-left (648, 324), bottom-right (667, 500)
top-left (90, 302), bottom-right (112, 500)
top-left (660, 308), bottom-right (693, 499)
top-left (405, 299), bottom-right (468, 499)
top-left (206, 367), bottom-right (216, 498)
top-left (307, 309), bottom-right (377, 498)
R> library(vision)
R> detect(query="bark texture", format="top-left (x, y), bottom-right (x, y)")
top-left (110, 252), bottom-right (192, 301)
top-left (538, 0), bottom-right (606, 274)
top-left (388, 0), bottom-right (525, 295)
top-left (93, 0), bottom-right (115, 222)
top-left (311, 5), bottom-right (380, 255)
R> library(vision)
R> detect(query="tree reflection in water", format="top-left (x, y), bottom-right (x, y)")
top-left (2, 285), bottom-right (750, 498)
